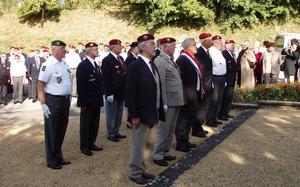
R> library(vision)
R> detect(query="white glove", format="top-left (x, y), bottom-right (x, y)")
top-left (212, 82), bottom-right (215, 89)
top-left (225, 82), bottom-right (227, 87)
top-left (163, 104), bottom-right (168, 112)
top-left (41, 104), bottom-right (51, 118)
top-left (107, 95), bottom-right (114, 103)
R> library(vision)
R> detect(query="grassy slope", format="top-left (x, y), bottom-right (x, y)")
top-left (0, 8), bottom-right (300, 52)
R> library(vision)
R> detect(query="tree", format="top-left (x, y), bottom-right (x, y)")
top-left (17, 0), bottom-right (61, 27)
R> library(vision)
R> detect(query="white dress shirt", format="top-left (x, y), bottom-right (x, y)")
top-left (64, 51), bottom-right (81, 69)
top-left (209, 46), bottom-right (227, 75)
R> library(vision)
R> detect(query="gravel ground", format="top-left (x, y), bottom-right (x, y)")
top-left (173, 108), bottom-right (300, 187)
top-left (0, 103), bottom-right (242, 186)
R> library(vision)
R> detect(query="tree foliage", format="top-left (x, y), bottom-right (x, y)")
top-left (17, 0), bottom-right (61, 27)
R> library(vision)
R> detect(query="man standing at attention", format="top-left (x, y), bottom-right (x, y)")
top-left (126, 34), bottom-right (165, 185)
top-left (77, 42), bottom-right (104, 156)
top-left (153, 37), bottom-right (184, 166)
top-left (37, 40), bottom-right (72, 169)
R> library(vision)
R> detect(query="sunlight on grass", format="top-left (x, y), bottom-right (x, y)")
top-left (264, 152), bottom-right (277, 160)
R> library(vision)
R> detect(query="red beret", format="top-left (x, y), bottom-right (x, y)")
top-left (29, 49), bottom-right (35, 52)
top-left (199, 32), bottom-right (212, 40)
top-left (225, 40), bottom-right (235, 44)
top-left (43, 49), bottom-right (49, 53)
top-left (160, 37), bottom-right (176, 44)
top-left (85, 42), bottom-right (98, 48)
top-left (68, 44), bottom-right (76, 49)
top-left (109, 39), bottom-right (122, 46)
top-left (137, 34), bottom-right (155, 43)
top-left (212, 35), bottom-right (222, 41)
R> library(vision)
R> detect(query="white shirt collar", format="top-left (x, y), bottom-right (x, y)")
top-left (86, 55), bottom-right (95, 67)
top-left (110, 52), bottom-right (119, 60)
top-left (51, 56), bottom-right (64, 64)
top-left (201, 45), bottom-right (208, 51)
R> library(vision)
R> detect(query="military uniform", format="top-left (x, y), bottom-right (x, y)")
top-left (77, 42), bottom-right (104, 156)
top-left (38, 40), bottom-right (71, 169)
top-left (153, 38), bottom-right (184, 164)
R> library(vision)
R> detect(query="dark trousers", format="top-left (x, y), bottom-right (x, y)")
top-left (175, 103), bottom-right (197, 147)
top-left (206, 75), bottom-right (225, 123)
top-left (219, 86), bottom-right (234, 117)
top-left (192, 93), bottom-right (211, 134)
top-left (80, 107), bottom-right (101, 150)
top-left (12, 76), bottom-right (24, 102)
top-left (28, 79), bottom-right (32, 98)
top-left (254, 73), bottom-right (262, 85)
top-left (44, 94), bottom-right (70, 165)
top-left (31, 79), bottom-right (38, 99)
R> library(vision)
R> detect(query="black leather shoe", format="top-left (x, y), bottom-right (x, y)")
top-left (153, 159), bottom-right (169, 166)
top-left (192, 132), bottom-right (206, 138)
top-left (164, 155), bottom-right (176, 161)
top-left (90, 144), bottom-right (103, 151)
top-left (115, 133), bottom-right (126, 139)
top-left (215, 120), bottom-right (223, 125)
top-left (58, 159), bottom-right (71, 165)
top-left (142, 172), bottom-right (155, 179)
top-left (176, 145), bottom-right (190, 153)
top-left (206, 121), bottom-right (218, 127)
top-left (218, 116), bottom-right (229, 121)
top-left (81, 148), bottom-right (93, 156)
top-left (187, 142), bottom-right (197, 148)
top-left (108, 136), bottom-right (119, 142)
top-left (204, 130), bottom-right (209, 134)
top-left (226, 114), bottom-right (234, 118)
top-left (47, 163), bottom-right (62, 170)
top-left (13, 101), bottom-right (17, 104)
top-left (32, 99), bottom-right (37, 103)
top-left (129, 176), bottom-right (148, 185)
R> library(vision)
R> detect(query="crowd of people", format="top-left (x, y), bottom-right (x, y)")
top-left (0, 33), bottom-right (300, 185)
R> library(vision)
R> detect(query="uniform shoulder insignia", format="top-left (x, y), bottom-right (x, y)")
top-left (41, 66), bottom-right (47, 71)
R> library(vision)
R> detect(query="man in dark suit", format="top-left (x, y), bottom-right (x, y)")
top-left (26, 51), bottom-right (46, 102)
top-left (175, 38), bottom-right (203, 153)
top-left (77, 42), bottom-right (104, 156)
top-left (101, 39), bottom-right (127, 142)
top-left (192, 32), bottom-right (213, 137)
top-left (124, 42), bottom-right (139, 68)
top-left (126, 34), bottom-right (165, 185)
top-left (219, 40), bottom-right (238, 120)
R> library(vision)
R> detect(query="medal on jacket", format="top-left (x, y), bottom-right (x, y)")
top-left (56, 77), bottom-right (62, 84)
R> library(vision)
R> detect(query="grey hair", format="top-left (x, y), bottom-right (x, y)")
top-left (241, 40), bottom-right (249, 46)
top-left (109, 45), bottom-right (118, 51)
top-left (182, 38), bottom-right (195, 50)
top-left (85, 47), bottom-right (93, 55)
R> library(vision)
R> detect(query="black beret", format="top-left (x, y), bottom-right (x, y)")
top-left (130, 42), bottom-right (138, 48)
top-left (51, 40), bottom-right (66, 47)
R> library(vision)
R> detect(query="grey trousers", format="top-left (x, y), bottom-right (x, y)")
top-left (129, 124), bottom-right (151, 178)
top-left (264, 73), bottom-right (278, 84)
top-left (12, 76), bottom-right (24, 102)
top-left (206, 75), bottom-right (225, 123)
top-left (0, 85), bottom-right (7, 102)
top-left (70, 68), bottom-right (77, 96)
top-left (28, 79), bottom-right (32, 98)
top-left (105, 100), bottom-right (124, 137)
top-left (31, 79), bottom-right (38, 99)
top-left (44, 94), bottom-right (70, 164)
top-left (153, 107), bottom-right (180, 160)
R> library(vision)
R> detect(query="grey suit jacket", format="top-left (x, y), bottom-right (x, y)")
top-left (154, 52), bottom-right (184, 107)
top-left (262, 51), bottom-right (282, 75)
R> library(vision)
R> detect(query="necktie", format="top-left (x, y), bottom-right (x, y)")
top-left (150, 61), bottom-right (156, 76)
top-left (117, 56), bottom-right (124, 70)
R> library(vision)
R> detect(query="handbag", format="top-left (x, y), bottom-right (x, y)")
top-left (280, 61), bottom-right (285, 71)
top-left (247, 59), bottom-right (256, 68)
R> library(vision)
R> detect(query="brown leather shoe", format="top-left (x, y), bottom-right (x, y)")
top-left (129, 176), bottom-right (148, 185)
top-left (142, 172), bottom-right (155, 179)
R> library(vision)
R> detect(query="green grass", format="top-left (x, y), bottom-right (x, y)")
top-left (0, 8), bottom-right (300, 52)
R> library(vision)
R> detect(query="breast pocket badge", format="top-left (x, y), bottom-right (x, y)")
top-left (56, 77), bottom-right (62, 84)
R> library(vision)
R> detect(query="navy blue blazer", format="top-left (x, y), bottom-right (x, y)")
top-left (76, 58), bottom-right (103, 108)
top-left (125, 57), bottom-right (165, 128)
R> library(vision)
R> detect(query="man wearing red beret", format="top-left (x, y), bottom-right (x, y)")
top-left (219, 40), bottom-right (238, 120)
top-left (192, 32), bottom-right (213, 137)
top-left (153, 37), bottom-right (184, 166)
top-left (206, 35), bottom-right (227, 127)
top-left (102, 39), bottom-right (127, 142)
top-left (126, 34), bottom-right (165, 185)
top-left (77, 42), bottom-right (104, 156)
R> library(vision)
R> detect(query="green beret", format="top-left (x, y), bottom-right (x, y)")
top-left (51, 40), bottom-right (66, 47)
